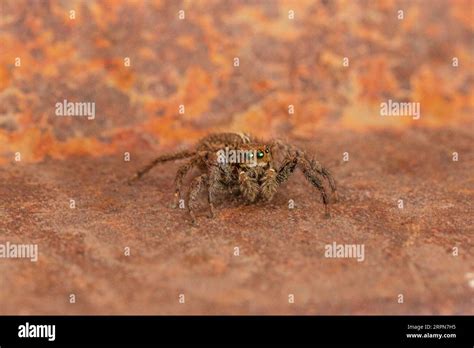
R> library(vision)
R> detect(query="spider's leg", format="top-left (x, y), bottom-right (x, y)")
top-left (172, 156), bottom-right (199, 208)
top-left (270, 139), bottom-right (293, 157)
top-left (187, 173), bottom-right (210, 225)
top-left (207, 164), bottom-right (225, 218)
top-left (310, 159), bottom-right (338, 202)
top-left (276, 157), bottom-right (298, 185)
top-left (128, 150), bottom-right (196, 184)
top-left (297, 155), bottom-right (331, 217)
top-left (261, 168), bottom-right (278, 201)
top-left (238, 169), bottom-right (259, 202)
top-left (276, 154), bottom-right (331, 217)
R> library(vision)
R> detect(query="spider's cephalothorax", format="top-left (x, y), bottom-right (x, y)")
top-left (128, 132), bottom-right (338, 224)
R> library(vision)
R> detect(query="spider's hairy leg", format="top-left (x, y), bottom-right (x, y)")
top-left (270, 138), bottom-right (293, 156)
top-left (299, 157), bottom-right (331, 217)
top-left (217, 161), bottom-right (237, 197)
top-left (128, 150), bottom-right (196, 184)
top-left (276, 157), bottom-right (298, 185)
top-left (187, 173), bottom-right (210, 225)
top-left (277, 155), bottom-right (331, 217)
top-left (238, 170), bottom-right (259, 202)
top-left (261, 168), bottom-right (278, 201)
top-left (310, 159), bottom-right (338, 202)
top-left (207, 164), bottom-right (226, 218)
top-left (172, 156), bottom-right (199, 208)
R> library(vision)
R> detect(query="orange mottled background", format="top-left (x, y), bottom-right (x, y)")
top-left (0, 0), bottom-right (472, 164)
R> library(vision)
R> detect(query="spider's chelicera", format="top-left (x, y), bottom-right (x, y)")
top-left (129, 132), bottom-right (338, 224)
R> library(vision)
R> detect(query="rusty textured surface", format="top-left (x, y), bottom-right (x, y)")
top-left (0, 0), bottom-right (473, 314)
top-left (1, 126), bottom-right (473, 314)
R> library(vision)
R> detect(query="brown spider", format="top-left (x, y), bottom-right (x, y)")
top-left (128, 132), bottom-right (338, 224)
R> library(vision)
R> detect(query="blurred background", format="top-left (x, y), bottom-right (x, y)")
top-left (0, 0), bottom-right (472, 163)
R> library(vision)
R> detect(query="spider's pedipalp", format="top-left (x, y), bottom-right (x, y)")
top-left (261, 168), bottom-right (278, 201)
top-left (238, 170), bottom-right (259, 202)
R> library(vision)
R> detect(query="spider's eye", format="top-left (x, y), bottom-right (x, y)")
top-left (247, 152), bottom-right (254, 159)
top-left (257, 150), bottom-right (264, 159)
top-left (265, 148), bottom-right (270, 153)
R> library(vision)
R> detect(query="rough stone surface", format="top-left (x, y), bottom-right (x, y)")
top-left (1, 126), bottom-right (472, 314)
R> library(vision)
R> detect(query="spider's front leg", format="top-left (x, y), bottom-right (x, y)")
top-left (277, 154), bottom-right (331, 217)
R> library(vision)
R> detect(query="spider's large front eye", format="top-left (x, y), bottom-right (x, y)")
top-left (257, 150), bottom-right (264, 159)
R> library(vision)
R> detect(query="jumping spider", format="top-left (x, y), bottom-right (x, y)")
top-left (129, 132), bottom-right (337, 224)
